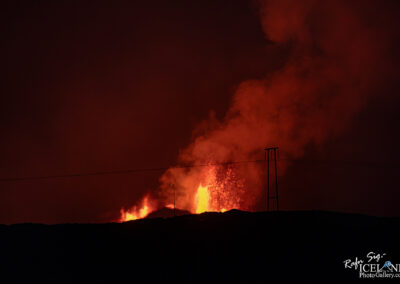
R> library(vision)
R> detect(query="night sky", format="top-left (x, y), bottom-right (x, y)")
top-left (1, 0), bottom-right (400, 224)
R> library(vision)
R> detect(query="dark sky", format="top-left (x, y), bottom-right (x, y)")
top-left (1, 0), bottom-right (399, 224)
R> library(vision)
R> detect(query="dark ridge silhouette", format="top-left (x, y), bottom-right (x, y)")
top-left (145, 207), bottom-right (191, 219)
top-left (1, 210), bottom-right (399, 283)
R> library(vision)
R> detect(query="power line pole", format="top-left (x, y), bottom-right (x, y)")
top-left (173, 183), bottom-right (176, 217)
top-left (264, 147), bottom-right (279, 211)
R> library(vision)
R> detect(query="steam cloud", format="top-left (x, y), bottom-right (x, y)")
top-left (158, 0), bottom-right (396, 212)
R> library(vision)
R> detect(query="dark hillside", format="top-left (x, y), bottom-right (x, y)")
top-left (1, 210), bottom-right (399, 283)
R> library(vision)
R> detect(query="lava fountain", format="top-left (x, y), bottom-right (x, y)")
top-left (195, 184), bottom-right (210, 213)
top-left (119, 164), bottom-right (247, 222)
top-left (119, 196), bottom-right (153, 222)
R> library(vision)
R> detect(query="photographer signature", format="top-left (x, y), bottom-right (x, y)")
top-left (344, 251), bottom-right (386, 269)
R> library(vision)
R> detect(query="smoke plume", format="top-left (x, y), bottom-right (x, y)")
top-left (157, 0), bottom-right (396, 212)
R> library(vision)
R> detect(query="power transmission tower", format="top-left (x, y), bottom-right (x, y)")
top-left (264, 147), bottom-right (279, 211)
top-left (171, 183), bottom-right (175, 217)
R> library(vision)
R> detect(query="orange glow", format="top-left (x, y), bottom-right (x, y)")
top-left (190, 166), bottom-right (242, 214)
top-left (119, 196), bottom-right (153, 222)
top-left (165, 203), bottom-right (175, 209)
top-left (120, 165), bottom-right (242, 220)
top-left (195, 184), bottom-right (210, 213)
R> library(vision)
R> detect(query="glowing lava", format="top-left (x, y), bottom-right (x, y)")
top-left (165, 204), bottom-right (175, 209)
top-left (190, 166), bottom-right (244, 214)
top-left (119, 166), bottom-right (244, 221)
top-left (120, 196), bottom-right (153, 222)
top-left (195, 184), bottom-right (210, 213)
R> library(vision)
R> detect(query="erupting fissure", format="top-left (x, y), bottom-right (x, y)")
top-left (119, 196), bottom-right (152, 222)
top-left (119, 166), bottom-right (240, 222)
top-left (195, 184), bottom-right (210, 214)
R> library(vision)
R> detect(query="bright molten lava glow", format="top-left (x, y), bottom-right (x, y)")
top-left (120, 166), bottom-right (245, 221)
top-left (195, 184), bottom-right (210, 213)
top-left (189, 167), bottom-right (244, 214)
top-left (190, 166), bottom-right (244, 213)
top-left (165, 203), bottom-right (174, 209)
top-left (120, 196), bottom-right (153, 222)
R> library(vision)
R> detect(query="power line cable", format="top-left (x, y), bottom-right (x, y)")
top-left (0, 159), bottom-right (263, 182)
top-left (0, 158), bottom-right (398, 182)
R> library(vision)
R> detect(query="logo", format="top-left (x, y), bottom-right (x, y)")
top-left (344, 252), bottom-right (400, 279)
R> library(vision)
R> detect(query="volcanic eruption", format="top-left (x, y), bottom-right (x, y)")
top-left (120, 0), bottom-right (397, 221)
